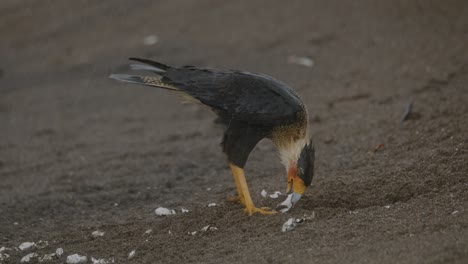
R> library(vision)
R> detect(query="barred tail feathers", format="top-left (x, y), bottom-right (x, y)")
top-left (108, 74), bottom-right (178, 91)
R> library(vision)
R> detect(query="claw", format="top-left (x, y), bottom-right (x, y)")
top-left (244, 206), bottom-right (277, 216)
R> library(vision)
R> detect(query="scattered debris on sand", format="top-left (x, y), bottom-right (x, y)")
top-left (56, 248), bottom-right (64, 257)
top-left (261, 190), bottom-right (283, 199)
top-left (401, 101), bottom-right (413, 122)
top-left (91, 257), bottom-right (114, 264)
top-left (20, 253), bottom-right (38, 262)
top-left (35, 240), bottom-right (48, 249)
top-left (38, 252), bottom-right (57, 262)
top-left (373, 143), bottom-right (385, 153)
top-left (128, 250), bottom-right (136, 259)
top-left (269, 191), bottom-right (282, 199)
top-left (282, 218), bottom-right (305, 232)
top-left (66, 254), bottom-right (87, 264)
top-left (92, 230), bottom-right (105, 238)
top-left (19, 242), bottom-right (35, 251)
top-left (277, 194), bottom-right (294, 213)
top-left (0, 247), bottom-right (10, 261)
top-left (143, 34), bottom-right (159, 46)
top-left (155, 207), bottom-right (176, 216)
top-left (287, 55), bottom-right (314, 67)
top-left (201, 225), bottom-right (218, 232)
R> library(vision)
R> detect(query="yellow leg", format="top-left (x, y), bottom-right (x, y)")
top-left (227, 167), bottom-right (245, 205)
top-left (229, 163), bottom-right (277, 216)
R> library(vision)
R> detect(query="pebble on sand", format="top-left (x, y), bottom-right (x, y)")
top-left (207, 203), bottom-right (217, 207)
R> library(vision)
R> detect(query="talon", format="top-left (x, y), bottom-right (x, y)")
top-left (244, 206), bottom-right (277, 216)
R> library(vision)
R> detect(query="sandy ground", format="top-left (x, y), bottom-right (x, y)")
top-left (1, 0), bottom-right (467, 263)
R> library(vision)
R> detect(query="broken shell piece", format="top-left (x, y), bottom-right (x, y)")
top-left (269, 191), bottom-right (282, 199)
top-left (143, 35), bottom-right (159, 46)
top-left (0, 252), bottom-right (10, 261)
top-left (207, 203), bottom-right (217, 207)
top-left (201, 225), bottom-right (218, 232)
top-left (287, 55), bottom-right (314, 67)
top-left (277, 194), bottom-right (294, 213)
top-left (144, 229), bottom-right (153, 235)
top-left (261, 189), bottom-right (268, 198)
top-left (35, 240), bottom-right (48, 249)
top-left (281, 217), bottom-right (304, 232)
top-left (92, 230), bottom-right (105, 238)
top-left (128, 250), bottom-right (136, 259)
top-left (66, 254), bottom-right (87, 264)
top-left (38, 253), bottom-right (56, 262)
top-left (20, 253), bottom-right (38, 262)
top-left (155, 207), bottom-right (176, 216)
top-left (91, 257), bottom-right (113, 264)
top-left (56, 248), bottom-right (64, 257)
top-left (181, 208), bottom-right (189, 213)
top-left (19, 242), bottom-right (35, 251)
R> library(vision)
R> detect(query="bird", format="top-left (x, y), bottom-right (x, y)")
top-left (109, 58), bottom-right (315, 215)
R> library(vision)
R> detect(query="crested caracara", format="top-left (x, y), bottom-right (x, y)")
top-left (110, 58), bottom-right (315, 215)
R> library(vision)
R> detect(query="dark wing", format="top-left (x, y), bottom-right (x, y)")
top-left (160, 67), bottom-right (305, 127)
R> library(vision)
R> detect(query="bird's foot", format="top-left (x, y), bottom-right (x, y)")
top-left (244, 205), bottom-right (277, 216)
top-left (227, 195), bottom-right (246, 206)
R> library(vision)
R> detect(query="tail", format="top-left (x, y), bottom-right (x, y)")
top-left (109, 58), bottom-right (178, 91)
top-left (109, 74), bottom-right (178, 91)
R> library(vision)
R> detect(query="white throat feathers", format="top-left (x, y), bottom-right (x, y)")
top-left (276, 129), bottom-right (311, 170)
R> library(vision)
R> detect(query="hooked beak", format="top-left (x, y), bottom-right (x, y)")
top-left (287, 167), bottom-right (307, 206)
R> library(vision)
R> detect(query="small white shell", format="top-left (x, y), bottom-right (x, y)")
top-left (155, 207), bottom-right (176, 216)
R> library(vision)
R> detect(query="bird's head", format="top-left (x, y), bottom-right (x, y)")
top-left (287, 140), bottom-right (315, 205)
top-left (277, 135), bottom-right (315, 210)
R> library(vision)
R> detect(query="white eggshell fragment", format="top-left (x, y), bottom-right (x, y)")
top-left (128, 250), bottom-right (136, 259)
top-left (269, 191), bottom-right (282, 199)
top-left (91, 230), bottom-right (105, 238)
top-left (155, 207), bottom-right (176, 216)
top-left (19, 242), bottom-right (35, 251)
top-left (20, 253), bottom-right (38, 262)
top-left (66, 254), bottom-right (87, 264)
top-left (278, 194), bottom-right (294, 213)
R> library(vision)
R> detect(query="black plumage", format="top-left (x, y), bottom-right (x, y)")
top-left (113, 58), bottom-right (307, 168)
top-left (110, 58), bottom-right (313, 215)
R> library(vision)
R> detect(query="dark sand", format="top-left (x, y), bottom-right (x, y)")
top-left (1, 1), bottom-right (467, 263)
